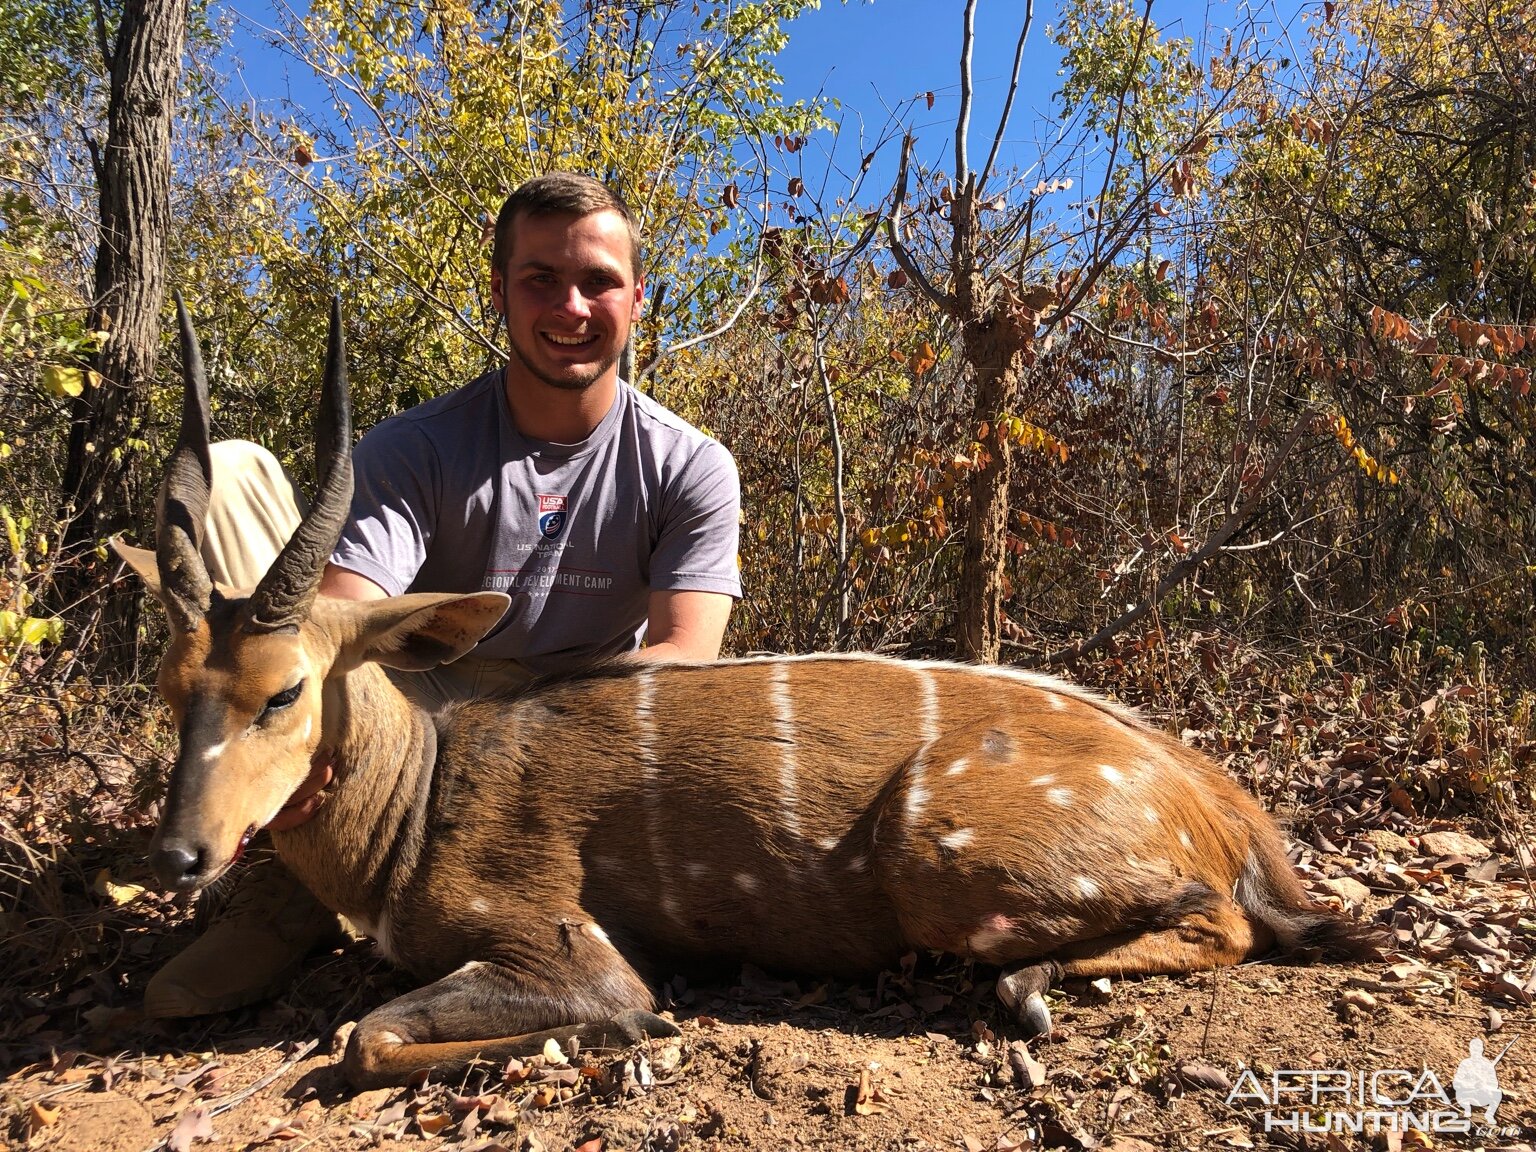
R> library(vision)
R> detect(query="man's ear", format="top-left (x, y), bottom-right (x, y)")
top-left (113, 540), bottom-right (163, 599)
top-left (490, 264), bottom-right (507, 317)
top-left (333, 592), bottom-right (511, 672)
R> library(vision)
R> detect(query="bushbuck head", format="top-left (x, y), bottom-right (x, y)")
top-left (116, 298), bottom-right (505, 892)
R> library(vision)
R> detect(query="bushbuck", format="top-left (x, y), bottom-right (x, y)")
top-left (117, 302), bottom-right (1379, 1089)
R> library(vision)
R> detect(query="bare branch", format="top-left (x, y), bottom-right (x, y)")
top-left (979, 0), bottom-right (1035, 192)
top-left (955, 0), bottom-right (978, 186)
top-left (634, 274), bottom-right (764, 384)
top-left (91, 0), bottom-right (110, 73)
top-left (886, 134), bottom-right (954, 311)
top-left (1066, 309), bottom-right (1223, 360)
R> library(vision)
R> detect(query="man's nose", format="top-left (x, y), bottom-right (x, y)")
top-left (554, 285), bottom-right (592, 317)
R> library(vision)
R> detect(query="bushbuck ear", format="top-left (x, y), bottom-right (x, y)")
top-left (113, 539), bottom-right (164, 599)
top-left (340, 592), bottom-right (511, 672)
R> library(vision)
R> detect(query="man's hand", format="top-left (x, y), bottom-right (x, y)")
top-left (635, 589), bottom-right (732, 663)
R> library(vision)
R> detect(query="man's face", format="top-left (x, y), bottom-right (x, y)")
top-left (491, 209), bottom-right (644, 395)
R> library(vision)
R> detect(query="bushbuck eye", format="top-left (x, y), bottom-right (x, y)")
top-left (263, 681), bottom-right (304, 716)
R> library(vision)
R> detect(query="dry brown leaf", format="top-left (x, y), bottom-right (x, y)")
top-left (167, 1105), bottom-right (214, 1152)
top-left (415, 1110), bottom-right (452, 1135)
top-left (1176, 1059), bottom-right (1233, 1093)
top-left (1007, 1040), bottom-right (1047, 1089)
top-left (28, 1100), bottom-right (61, 1135)
top-left (852, 1068), bottom-right (889, 1115)
top-left (255, 1117), bottom-right (307, 1142)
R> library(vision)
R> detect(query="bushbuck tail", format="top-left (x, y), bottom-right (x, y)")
top-left (117, 301), bottom-right (1380, 1088)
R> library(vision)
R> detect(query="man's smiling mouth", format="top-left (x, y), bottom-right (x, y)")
top-left (544, 332), bottom-right (596, 347)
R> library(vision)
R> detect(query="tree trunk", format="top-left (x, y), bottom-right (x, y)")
top-left (951, 183), bottom-right (1020, 664)
top-left (58, 0), bottom-right (188, 668)
top-left (956, 351), bottom-right (1019, 663)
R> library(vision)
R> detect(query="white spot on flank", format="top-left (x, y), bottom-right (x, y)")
top-left (1075, 875), bottom-right (1100, 899)
top-left (770, 664), bottom-right (802, 838)
top-left (1046, 787), bottom-right (1074, 808)
top-left (817, 837), bottom-right (839, 852)
top-left (1029, 774), bottom-right (1056, 787)
top-left (583, 922), bottom-right (612, 945)
top-left (966, 917), bottom-right (1018, 960)
top-left (1143, 805), bottom-right (1160, 823)
top-left (735, 872), bottom-right (759, 893)
top-left (940, 828), bottom-right (974, 852)
top-left (946, 757), bottom-right (969, 776)
top-left (1047, 693), bottom-right (1067, 711)
top-left (470, 898), bottom-right (489, 914)
top-left (201, 739), bottom-right (227, 762)
top-left (1178, 828), bottom-right (1193, 851)
top-left (1098, 764), bottom-right (1124, 785)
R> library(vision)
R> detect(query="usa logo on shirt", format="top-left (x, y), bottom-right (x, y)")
top-left (537, 493), bottom-right (568, 540)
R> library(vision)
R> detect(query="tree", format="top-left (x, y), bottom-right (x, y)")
top-left (884, 0), bottom-right (1213, 662)
top-left (56, 0), bottom-right (189, 663)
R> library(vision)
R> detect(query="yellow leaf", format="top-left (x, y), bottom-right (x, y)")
top-left (415, 1111), bottom-right (451, 1135)
top-left (42, 364), bottom-right (85, 398)
top-left (91, 868), bottom-right (147, 906)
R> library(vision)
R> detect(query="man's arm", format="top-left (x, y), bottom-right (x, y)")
top-left (320, 564), bottom-right (389, 601)
top-left (633, 588), bottom-right (733, 662)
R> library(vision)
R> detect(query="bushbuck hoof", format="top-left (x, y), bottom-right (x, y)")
top-left (996, 962), bottom-right (1059, 1036)
top-left (605, 1008), bottom-right (681, 1044)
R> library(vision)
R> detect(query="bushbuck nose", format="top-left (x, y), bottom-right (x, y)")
top-left (152, 842), bottom-right (206, 890)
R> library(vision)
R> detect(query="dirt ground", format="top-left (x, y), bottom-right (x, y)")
top-left (4, 827), bottom-right (1533, 1152)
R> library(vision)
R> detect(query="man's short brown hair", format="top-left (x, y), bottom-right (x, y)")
top-left (491, 173), bottom-right (642, 279)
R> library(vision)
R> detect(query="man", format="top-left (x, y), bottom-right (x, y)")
top-left (144, 173), bottom-right (742, 1017)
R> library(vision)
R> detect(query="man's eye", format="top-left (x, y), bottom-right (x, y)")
top-left (263, 682), bottom-right (304, 715)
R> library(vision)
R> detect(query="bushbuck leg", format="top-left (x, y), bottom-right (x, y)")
top-left (344, 917), bottom-right (677, 1089)
top-left (996, 895), bottom-right (1264, 1034)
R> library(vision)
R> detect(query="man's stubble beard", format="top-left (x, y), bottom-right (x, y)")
top-left (506, 327), bottom-right (623, 393)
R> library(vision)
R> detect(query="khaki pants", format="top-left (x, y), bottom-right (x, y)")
top-left (204, 441), bottom-right (533, 708)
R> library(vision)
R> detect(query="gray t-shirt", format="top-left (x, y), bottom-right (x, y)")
top-left (331, 370), bottom-right (741, 674)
